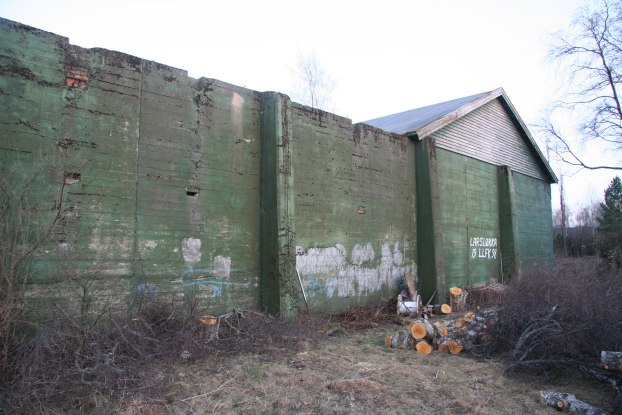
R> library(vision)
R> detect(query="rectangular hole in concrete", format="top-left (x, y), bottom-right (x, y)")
top-left (186, 186), bottom-right (199, 196)
top-left (64, 172), bottom-right (81, 185)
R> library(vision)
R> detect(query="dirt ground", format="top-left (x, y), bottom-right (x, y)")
top-left (108, 322), bottom-right (608, 415)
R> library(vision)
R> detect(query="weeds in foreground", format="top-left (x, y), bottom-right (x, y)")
top-left (1, 303), bottom-right (324, 413)
top-left (498, 257), bottom-right (622, 410)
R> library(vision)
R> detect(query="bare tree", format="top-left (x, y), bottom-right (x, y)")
top-left (541, 0), bottom-right (622, 170)
top-left (290, 51), bottom-right (337, 111)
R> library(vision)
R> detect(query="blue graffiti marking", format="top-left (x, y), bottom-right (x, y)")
top-left (180, 268), bottom-right (253, 292)
top-left (135, 283), bottom-right (157, 300)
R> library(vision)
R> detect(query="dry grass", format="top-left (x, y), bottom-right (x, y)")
top-left (103, 323), bottom-right (607, 415)
top-left (3, 258), bottom-right (618, 414)
top-left (0, 309), bottom-right (610, 414)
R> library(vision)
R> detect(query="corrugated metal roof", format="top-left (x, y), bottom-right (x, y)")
top-left (364, 91), bottom-right (489, 136)
top-left (362, 88), bottom-right (558, 183)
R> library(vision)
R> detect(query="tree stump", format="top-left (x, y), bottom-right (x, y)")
top-left (601, 351), bottom-right (622, 371)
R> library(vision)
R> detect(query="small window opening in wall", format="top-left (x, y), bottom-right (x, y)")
top-left (64, 172), bottom-right (81, 185)
top-left (186, 186), bottom-right (199, 196)
top-left (358, 206), bottom-right (366, 214)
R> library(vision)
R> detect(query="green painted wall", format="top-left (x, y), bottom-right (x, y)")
top-left (435, 148), bottom-right (500, 291)
top-left (513, 172), bottom-right (553, 269)
top-left (1, 19), bottom-right (262, 315)
top-left (0, 19), bottom-right (419, 316)
top-left (1, 18), bottom-right (555, 317)
top-left (497, 166), bottom-right (520, 281)
top-left (414, 139), bottom-right (440, 304)
top-left (291, 108), bottom-right (417, 312)
top-left (259, 92), bottom-right (298, 317)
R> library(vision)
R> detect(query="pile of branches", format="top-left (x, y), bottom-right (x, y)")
top-left (333, 299), bottom-right (401, 329)
top-left (1, 302), bottom-right (323, 413)
top-left (497, 258), bottom-right (622, 409)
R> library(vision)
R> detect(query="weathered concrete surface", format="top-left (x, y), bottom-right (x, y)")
top-left (292, 113), bottom-right (417, 312)
top-left (1, 17), bottom-right (554, 317)
top-left (0, 19), bottom-right (261, 315)
top-left (0, 18), bottom-right (417, 316)
top-left (513, 172), bottom-right (554, 269)
top-left (260, 92), bottom-right (298, 317)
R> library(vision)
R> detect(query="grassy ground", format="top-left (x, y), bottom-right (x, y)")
top-left (108, 322), bottom-right (607, 415)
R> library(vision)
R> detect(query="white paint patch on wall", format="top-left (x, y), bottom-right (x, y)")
top-left (181, 237), bottom-right (202, 264)
top-left (297, 242), bottom-right (413, 298)
top-left (351, 243), bottom-right (374, 265)
top-left (296, 244), bottom-right (347, 275)
top-left (144, 240), bottom-right (158, 249)
top-left (139, 239), bottom-right (158, 256)
top-left (212, 255), bottom-right (231, 278)
top-left (231, 91), bottom-right (245, 135)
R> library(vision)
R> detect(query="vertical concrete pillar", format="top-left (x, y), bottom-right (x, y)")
top-left (498, 166), bottom-right (521, 281)
top-left (415, 138), bottom-right (445, 303)
top-left (259, 92), bottom-right (298, 318)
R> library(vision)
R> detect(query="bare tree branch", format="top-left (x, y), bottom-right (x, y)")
top-left (537, 118), bottom-right (622, 170)
top-left (542, 0), bottom-right (622, 171)
top-left (290, 51), bottom-right (336, 111)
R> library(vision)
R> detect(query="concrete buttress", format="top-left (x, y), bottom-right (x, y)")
top-left (259, 92), bottom-right (298, 317)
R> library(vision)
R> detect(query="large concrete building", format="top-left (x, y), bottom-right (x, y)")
top-left (0, 18), bottom-right (556, 317)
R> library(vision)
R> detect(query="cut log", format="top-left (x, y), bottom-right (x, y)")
top-left (435, 325), bottom-right (448, 337)
top-left (450, 344), bottom-right (464, 354)
top-left (384, 335), bottom-right (392, 348)
top-left (600, 351), bottom-right (622, 371)
top-left (447, 340), bottom-right (464, 355)
top-left (449, 287), bottom-right (462, 296)
top-left (453, 318), bottom-right (467, 329)
top-left (403, 271), bottom-right (417, 300)
top-left (438, 342), bottom-right (449, 353)
top-left (449, 288), bottom-right (468, 312)
top-left (540, 391), bottom-right (607, 415)
top-left (198, 315), bottom-right (217, 325)
top-left (387, 331), bottom-right (413, 349)
top-left (441, 304), bottom-right (452, 314)
top-left (410, 319), bottom-right (435, 340)
top-left (415, 339), bottom-right (433, 355)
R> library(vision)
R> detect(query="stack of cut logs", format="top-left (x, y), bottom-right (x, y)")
top-left (385, 309), bottom-right (499, 354)
top-left (387, 284), bottom-right (499, 355)
top-left (420, 287), bottom-right (466, 317)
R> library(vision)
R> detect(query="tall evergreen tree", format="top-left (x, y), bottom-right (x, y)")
top-left (598, 176), bottom-right (622, 267)
top-left (598, 176), bottom-right (622, 234)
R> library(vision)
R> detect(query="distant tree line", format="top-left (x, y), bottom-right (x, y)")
top-left (554, 176), bottom-right (622, 267)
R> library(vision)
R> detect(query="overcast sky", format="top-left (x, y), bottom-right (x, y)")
top-left (1, 0), bottom-right (619, 216)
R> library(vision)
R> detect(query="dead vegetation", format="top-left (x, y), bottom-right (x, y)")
top-left (1, 257), bottom-right (620, 414)
top-left (1, 302), bottom-right (324, 413)
top-left (498, 257), bottom-right (622, 411)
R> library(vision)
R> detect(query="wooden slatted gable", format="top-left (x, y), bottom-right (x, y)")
top-left (430, 98), bottom-right (548, 181)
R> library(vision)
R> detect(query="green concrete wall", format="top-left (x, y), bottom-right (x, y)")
top-left (513, 172), bottom-right (553, 269)
top-left (1, 18), bottom-right (555, 317)
top-left (0, 19), bottom-right (419, 316)
top-left (414, 139), bottom-right (441, 304)
top-left (1, 19), bottom-right (262, 315)
top-left (292, 108), bottom-right (417, 312)
top-left (436, 148), bottom-right (501, 290)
